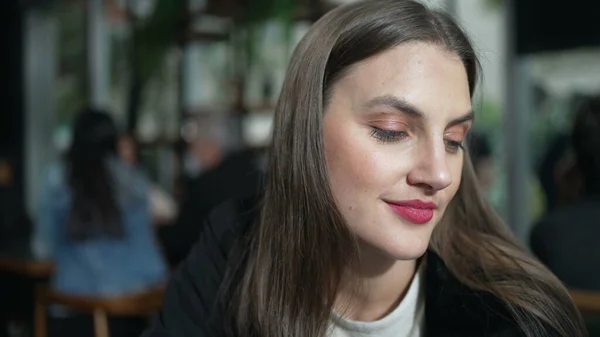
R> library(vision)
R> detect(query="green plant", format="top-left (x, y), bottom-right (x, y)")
top-left (125, 0), bottom-right (301, 124)
top-left (133, 0), bottom-right (185, 85)
top-left (55, 1), bottom-right (87, 122)
top-left (485, 0), bottom-right (503, 10)
top-left (120, 0), bottom-right (184, 131)
top-left (233, 0), bottom-right (300, 76)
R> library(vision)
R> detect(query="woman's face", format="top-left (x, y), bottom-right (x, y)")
top-left (323, 42), bottom-right (473, 261)
top-left (118, 136), bottom-right (137, 166)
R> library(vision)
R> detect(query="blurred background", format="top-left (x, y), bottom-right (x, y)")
top-left (1, 0), bottom-right (599, 336)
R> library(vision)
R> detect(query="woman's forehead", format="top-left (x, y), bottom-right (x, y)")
top-left (328, 43), bottom-right (472, 121)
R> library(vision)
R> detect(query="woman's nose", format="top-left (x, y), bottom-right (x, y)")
top-left (406, 141), bottom-right (452, 192)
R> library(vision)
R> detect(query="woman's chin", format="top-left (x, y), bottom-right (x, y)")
top-left (385, 245), bottom-right (428, 261)
top-left (355, 230), bottom-right (432, 264)
top-left (377, 236), bottom-right (431, 261)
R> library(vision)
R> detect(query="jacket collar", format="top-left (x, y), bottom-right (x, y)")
top-left (424, 250), bottom-right (521, 337)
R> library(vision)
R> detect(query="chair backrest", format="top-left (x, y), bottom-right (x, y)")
top-left (570, 289), bottom-right (600, 315)
top-left (0, 258), bottom-right (54, 278)
top-left (37, 286), bottom-right (165, 315)
top-left (35, 285), bottom-right (165, 337)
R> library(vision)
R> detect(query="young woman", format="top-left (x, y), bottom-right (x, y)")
top-left (35, 110), bottom-right (167, 297)
top-left (144, 1), bottom-right (585, 336)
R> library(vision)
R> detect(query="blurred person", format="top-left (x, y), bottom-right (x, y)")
top-left (33, 109), bottom-right (167, 337)
top-left (158, 119), bottom-right (266, 266)
top-left (174, 116), bottom-right (228, 202)
top-left (144, 1), bottom-right (584, 336)
top-left (117, 133), bottom-right (138, 166)
top-left (181, 118), bottom-right (225, 182)
top-left (466, 131), bottom-right (495, 194)
top-left (553, 155), bottom-right (584, 208)
top-left (537, 133), bottom-right (571, 211)
top-left (536, 94), bottom-right (592, 213)
top-left (183, 138), bottom-right (223, 177)
top-left (531, 95), bottom-right (600, 290)
top-left (117, 133), bottom-right (178, 226)
top-left (468, 132), bottom-right (545, 223)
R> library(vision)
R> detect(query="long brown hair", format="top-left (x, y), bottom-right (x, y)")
top-left (231, 1), bottom-right (586, 336)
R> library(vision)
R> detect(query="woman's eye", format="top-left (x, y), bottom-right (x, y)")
top-left (444, 139), bottom-right (464, 154)
top-left (370, 128), bottom-right (408, 143)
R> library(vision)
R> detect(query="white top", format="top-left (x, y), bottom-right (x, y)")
top-left (328, 261), bottom-right (426, 337)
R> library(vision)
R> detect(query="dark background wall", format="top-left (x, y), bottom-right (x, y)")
top-left (516, 0), bottom-right (600, 55)
top-left (0, 0), bottom-right (28, 239)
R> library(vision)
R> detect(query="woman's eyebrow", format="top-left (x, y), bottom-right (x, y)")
top-left (363, 95), bottom-right (474, 127)
top-left (448, 110), bottom-right (475, 127)
top-left (362, 95), bottom-right (426, 120)
top-left (448, 111), bottom-right (474, 127)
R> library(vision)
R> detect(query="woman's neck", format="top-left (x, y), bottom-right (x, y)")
top-left (334, 244), bottom-right (419, 322)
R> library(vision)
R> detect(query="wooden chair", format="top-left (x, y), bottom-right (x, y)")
top-left (35, 285), bottom-right (165, 337)
top-left (570, 289), bottom-right (600, 315)
top-left (570, 290), bottom-right (600, 337)
top-left (0, 257), bottom-right (54, 278)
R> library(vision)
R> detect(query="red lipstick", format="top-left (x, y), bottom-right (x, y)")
top-left (384, 199), bottom-right (436, 224)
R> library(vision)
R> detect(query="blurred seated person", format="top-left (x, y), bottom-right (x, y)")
top-left (468, 132), bottom-right (545, 222)
top-left (181, 119), bottom-right (225, 181)
top-left (537, 132), bottom-right (571, 212)
top-left (536, 95), bottom-right (592, 213)
top-left (117, 134), bottom-right (178, 226)
top-left (33, 110), bottom-right (167, 335)
top-left (158, 117), bottom-right (266, 266)
top-left (553, 154), bottom-right (584, 208)
top-left (530, 95), bottom-right (600, 290)
top-left (467, 131), bottom-right (495, 195)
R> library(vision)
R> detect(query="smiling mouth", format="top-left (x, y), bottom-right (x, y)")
top-left (384, 200), bottom-right (436, 224)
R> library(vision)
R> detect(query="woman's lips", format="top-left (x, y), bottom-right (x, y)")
top-left (384, 200), bottom-right (436, 224)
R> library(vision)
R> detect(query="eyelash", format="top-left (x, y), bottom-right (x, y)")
top-left (370, 127), bottom-right (465, 154)
top-left (444, 140), bottom-right (464, 154)
top-left (370, 128), bottom-right (408, 143)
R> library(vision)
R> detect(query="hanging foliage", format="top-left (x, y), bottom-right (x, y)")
top-left (234, 0), bottom-right (300, 76)
top-left (133, 0), bottom-right (185, 85)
